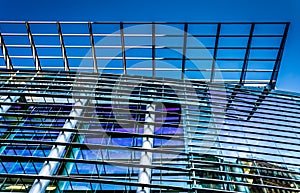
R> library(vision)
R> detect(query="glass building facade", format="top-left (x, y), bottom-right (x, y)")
top-left (0, 22), bottom-right (299, 193)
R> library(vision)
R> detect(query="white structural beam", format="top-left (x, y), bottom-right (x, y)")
top-left (29, 98), bottom-right (87, 193)
top-left (137, 103), bottom-right (156, 193)
top-left (53, 134), bottom-right (84, 193)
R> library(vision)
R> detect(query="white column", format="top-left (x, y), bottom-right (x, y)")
top-left (29, 98), bottom-right (87, 193)
top-left (137, 103), bottom-right (156, 193)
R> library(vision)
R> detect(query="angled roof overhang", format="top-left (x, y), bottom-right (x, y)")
top-left (0, 21), bottom-right (290, 88)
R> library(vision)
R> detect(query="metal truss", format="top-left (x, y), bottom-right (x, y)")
top-left (0, 21), bottom-right (290, 88)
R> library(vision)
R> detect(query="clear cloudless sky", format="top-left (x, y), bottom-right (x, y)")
top-left (0, 0), bottom-right (299, 92)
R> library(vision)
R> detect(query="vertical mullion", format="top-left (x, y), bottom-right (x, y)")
top-left (120, 23), bottom-right (127, 75)
top-left (181, 23), bottom-right (188, 79)
top-left (240, 23), bottom-right (255, 85)
top-left (88, 22), bottom-right (98, 73)
top-left (57, 22), bottom-right (69, 71)
top-left (25, 22), bottom-right (41, 71)
top-left (210, 23), bottom-right (221, 82)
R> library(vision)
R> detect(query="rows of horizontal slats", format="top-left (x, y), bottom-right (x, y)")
top-left (0, 70), bottom-right (299, 192)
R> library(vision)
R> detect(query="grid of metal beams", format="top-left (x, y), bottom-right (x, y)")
top-left (0, 70), bottom-right (300, 192)
top-left (0, 21), bottom-right (290, 88)
top-left (0, 21), bottom-right (295, 193)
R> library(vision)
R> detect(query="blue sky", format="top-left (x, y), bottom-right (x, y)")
top-left (0, 0), bottom-right (299, 92)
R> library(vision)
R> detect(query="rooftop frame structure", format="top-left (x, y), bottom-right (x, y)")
top-left (0, 21), bottom-right (290, 88)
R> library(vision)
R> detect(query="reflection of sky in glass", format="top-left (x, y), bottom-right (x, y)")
top-left (218, 87), bottom-right (300, 171)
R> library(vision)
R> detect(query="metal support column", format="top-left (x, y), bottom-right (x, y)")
top-left (152, 23), bottom-right (156, 78)
top-left (0, 32), bottom-right (13, 69)
top-left (29, 98), bottom-right (88, 193)
top-left (210, 23), bottom-right (221, 82)
top-left (181, 23), bottom-right (188, 80)
top-left (120, 22), bottom-right (127, 75)
top-left (25, 22), bottom-right (41, 71)
top-left (269, 23), bottom-right (290, 89)
top-left (88, 22), bottom-right (98, 73)
top-left (57, 22), bottom-right (70, 71)
top-left (239, 23), bottom-right (255, 85)
top-left (137, 103), bottom-right (156, 193)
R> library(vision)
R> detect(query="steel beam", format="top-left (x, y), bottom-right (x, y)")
top-left (181, 23), bottom-right (188, 79)
top-left (152, 23), bottom-right (156, 78)
top-left (246, 87), bottom-right (270, 121)
top-left (120, 22), bottom-right (127, 74)
top-left (225, 84), bottom-right (241, 112)
top-left (0, 21), bottom-right (291, 87)
top-left (0, 32), bottom-right (13, 69)
top-left (29, 98), bottom-right (88, 193)
top-left (239, 23), bottom-right (255, 85)
top-left (137, 103), bottom-right (156, 193)
top-left (88, 22), bottom-right (98, 73)
top-left (57, 22), bottom-right (70, 71)
top-left (210, 23), bottom-right (221, 82)
top-left (25, 22), bottom-right (41, 71)
top-left (269, 23), bottom-right (290, 89)
top-left (0, 21), bottom-right (290, 24)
